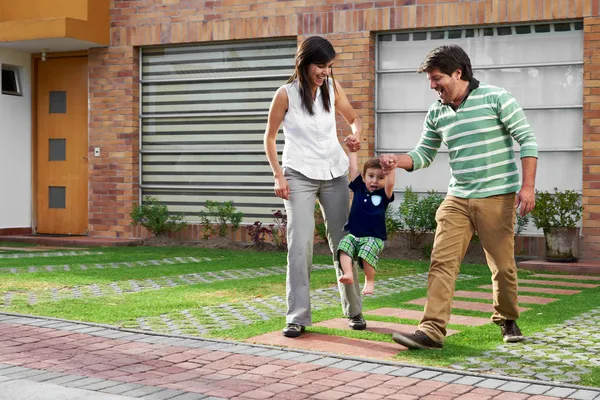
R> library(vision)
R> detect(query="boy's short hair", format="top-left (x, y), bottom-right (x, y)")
top-left (363, 158), bottom-right (383, 175)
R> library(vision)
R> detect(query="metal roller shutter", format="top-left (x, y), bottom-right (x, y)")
top-left (140, 40), bottom-right (296, 223)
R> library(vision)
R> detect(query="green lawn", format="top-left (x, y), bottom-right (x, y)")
top-left (0, 244), bottom-right (598, 387)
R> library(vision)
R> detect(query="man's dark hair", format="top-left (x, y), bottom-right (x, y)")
top-left (363, 158), bottom-right (383, 175)
top-left (417, 45), bottom-right (473, 81)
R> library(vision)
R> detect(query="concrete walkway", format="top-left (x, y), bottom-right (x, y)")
top-left (1, 313), bottom-right (599, 400)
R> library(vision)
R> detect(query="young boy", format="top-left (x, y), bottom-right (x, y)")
top-left (338, 152), bottom-right (395, 295)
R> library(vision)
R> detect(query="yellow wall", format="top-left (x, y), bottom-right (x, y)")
top-left (0, 0), bottom-right (109, 46)
top-left (0, 0), bottom-right (87, 22)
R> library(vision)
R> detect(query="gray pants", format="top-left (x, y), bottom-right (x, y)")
top-left (283, 168), bottom-right (363, 326)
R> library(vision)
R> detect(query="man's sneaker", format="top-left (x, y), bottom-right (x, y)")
top-left (501, 320), bottom-right (524, 343)
top-left (282, 323), bottom-right (305, 338)
top-left (392, 330), bottom-right (443, 350)
top-left (348, 313), bottom-right (367, 330)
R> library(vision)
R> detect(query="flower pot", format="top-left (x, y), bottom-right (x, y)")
top-left (543, 227), bottom-right (580, 262)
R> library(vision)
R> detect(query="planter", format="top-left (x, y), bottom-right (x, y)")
top-left (543, 227), bottom-right (580, 262)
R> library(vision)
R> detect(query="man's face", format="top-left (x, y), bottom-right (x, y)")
top-left (426, 67), bottom-right (462, 106)
top-left (363, 168), bottom-right (386, 193)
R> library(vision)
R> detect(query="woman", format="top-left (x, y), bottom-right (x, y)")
top-left (264, 36), bottom-right (365, 337)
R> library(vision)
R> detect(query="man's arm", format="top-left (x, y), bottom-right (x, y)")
top-left (497, 90), bottom-right (539, 216)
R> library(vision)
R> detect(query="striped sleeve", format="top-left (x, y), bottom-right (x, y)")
top-left (497, 90), bottom-right (538, 159)
top-left (407, 109), bottom-right (442, 171)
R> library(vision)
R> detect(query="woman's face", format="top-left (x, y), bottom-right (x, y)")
top-left (308, 59), bottom-right (334, 88)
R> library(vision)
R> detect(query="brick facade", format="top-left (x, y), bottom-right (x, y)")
top-left (90, 0), bottom-right (599, 257)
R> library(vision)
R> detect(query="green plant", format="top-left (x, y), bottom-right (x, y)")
top-left (397, 187), bottom-right (444, 249)
top-left (130, 196), bottom-right (186, 236)
top-left (385, 208), bottom-right (402, 239)
top-left (314, 203), bottom-right (327, 242)
top-left (199, 201), bottom-right (244, 238)
top-left (271, 209), bottom-right (287, 249)
top-left (530, 188), bottom-right (583, 229)
top-left (515, 213), bottom-right (531, 236)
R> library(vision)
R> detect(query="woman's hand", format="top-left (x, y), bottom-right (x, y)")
top-left (274, 175), bottom-right (290, 200)
top-left (344, 135), bottom-right (361, 152)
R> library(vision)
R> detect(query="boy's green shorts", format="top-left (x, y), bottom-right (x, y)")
top-left (337, 233), bottom-right (384, 269)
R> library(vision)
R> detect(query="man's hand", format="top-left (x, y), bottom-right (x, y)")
top-left (344, 135), bottom-right (361, 152)
top-left (379, 154), bottom-right (396, 175)
top-left (515, 185), bottom-right (535, 216)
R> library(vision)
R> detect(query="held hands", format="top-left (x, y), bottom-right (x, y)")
top-left (379, 154), bottom-right (397, 175)
top-left (274, 174), bottom-right (290, 200)
top-left (344, 135), bottom-right (361, 152)
top-left (515, 185), bottom-right (535, 217)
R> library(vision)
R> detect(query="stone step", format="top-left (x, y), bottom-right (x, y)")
top-left (453, 290), bottom-right (558, 305)
top-left (407, 298), bottom-right (530, 313)
top-left (314, 318), bottom-right (460, 336)
top-left (365, 308), bottom-right (490, 326)
top-left (518, 279), bottom-right (599, 288)
top-left (479, 285), bottom-right (581, 295)
top-left (246, 331), bottom-right (405, 359)
top-left (531, 273), bottom-right (600, 281)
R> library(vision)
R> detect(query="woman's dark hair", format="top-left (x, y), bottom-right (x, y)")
top-left (417, 45), bottom-right (473, 81)
top-left (288, 36), bottom-right (337, 115)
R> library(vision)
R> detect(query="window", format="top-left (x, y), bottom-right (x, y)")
top-left (1, 65), bottom-right (22, 96)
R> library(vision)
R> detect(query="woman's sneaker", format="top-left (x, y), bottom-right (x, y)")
top-left (501, 320), bottom-right (524, 342)
top-left (348, 313), bottom-right (367, 330)
top-left (282, 323), bottom-right (305, 338)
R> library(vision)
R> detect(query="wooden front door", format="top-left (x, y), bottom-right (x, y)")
top-left (35, 56), bottom-right (88, 235)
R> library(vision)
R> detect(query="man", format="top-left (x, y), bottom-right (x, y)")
top-left (381, 45), bottom-right (538, 350)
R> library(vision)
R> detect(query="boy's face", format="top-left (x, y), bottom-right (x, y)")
top-left (363, 167), bottom-right (386, 193)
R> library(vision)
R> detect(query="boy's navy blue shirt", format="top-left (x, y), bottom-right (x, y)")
top-left (344, 175), bottom-right (394, 240)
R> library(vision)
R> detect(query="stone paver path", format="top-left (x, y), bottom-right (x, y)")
top-left (531, 274), bottom-right (600, 281)
top-left (365, 308), bottom-right (491, 326)
top-left (119, 274), bottom-right (478, 336)
top-left (1, 313), bottom-right (599, 399)
top-left (408, 298), bottom-right (531, 313)
top-left (453, 308), bottom-right (600, 384)
top-left (479, 285), bottom-right (582, 295)
top-left (0, 250), bottom-right (103, 260)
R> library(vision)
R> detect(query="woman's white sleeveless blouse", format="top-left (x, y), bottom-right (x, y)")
top-left (281, 79), bottom-right (349, 180)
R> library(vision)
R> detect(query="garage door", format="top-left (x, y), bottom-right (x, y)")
top-left (376, 22), bottom-right (583, 200)
top-left (140, 40), bottom-right (295, 223)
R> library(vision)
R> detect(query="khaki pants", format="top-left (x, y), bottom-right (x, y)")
top-left (283, 168), bottom-right (362, 326)
top-left (419, 193), bottom-right (519, 344)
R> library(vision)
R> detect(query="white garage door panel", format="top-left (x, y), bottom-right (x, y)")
top-left (378, 26), bottom-right (582, 70)
top-left (394, 153), bottom-right (452, 193)
top-left (516, 151), bottom-right (582, 192)
top-left (378, 66), bottom-right (582, 110)
top-left (378, 109), bottom-right (583, 151)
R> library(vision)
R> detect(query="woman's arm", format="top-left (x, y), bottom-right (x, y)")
top-left (264, 87), bottom-right (290, 200)
top-left (334, 80), bottom-right (361, 152)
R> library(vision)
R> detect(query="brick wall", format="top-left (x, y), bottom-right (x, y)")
top-left (91, 0), bottom-right (599, 257)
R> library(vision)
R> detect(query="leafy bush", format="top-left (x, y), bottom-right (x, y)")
top-left (199, 200), bottom-right (244, 239)
top-left (314, 203), bottom-right (327, 242)
top-left (515, 214), bottom-right (531, 236)
top-left (397, 187), bottom-right (444, 249)
top-left (246, 221), bottom-right (273, 245)
top-left (130, 196), bottom-right (186, 236)
top-left (385, 208), bottom-right (402, 239)
top-left (271, 209), bottom-right (287, 249)
top-left (531, 188), bottom-right (583, 229)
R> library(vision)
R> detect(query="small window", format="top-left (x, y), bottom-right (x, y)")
top-left (497, 27), bottom-right (512, 36)
top-left (395, 33), bottom-right (410, 41)
top-left (430, 31), bottom-right (445, 40)
top-left (1, 65), bottom-right (22, 96)
top-left (413, 32), bottom-right (427, 41)
top-left (448, 30), bottom-right (463, 39)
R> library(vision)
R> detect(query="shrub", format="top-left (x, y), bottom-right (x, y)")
top-left (247, 221), bottom-right (273, 245)
top-left (531, 188), bottom-right (583, 229)
top-left (397, 187), bottom-right (444, 249)
top-left (314, 203), bottom-right (327, 242)
top-left (130, 196), bottom-right (186, 236)
top-left (515, 214), bottom-right (531, 236)
top-left (199, 200), bottom-right (244, 239)
top-left (271, 209), bottom-right (287, 249)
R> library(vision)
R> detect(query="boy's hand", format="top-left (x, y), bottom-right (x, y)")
top-left (379, 154), bottom-right (396, 174)
top-left (344, 135), bottom-right (361, 152)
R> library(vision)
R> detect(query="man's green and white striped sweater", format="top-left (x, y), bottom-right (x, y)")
top-left (407, 81), bottom-right (538, 199)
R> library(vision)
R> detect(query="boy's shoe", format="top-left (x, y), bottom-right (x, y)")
top-left (282, 323), bottom-right (305, 338)
top-left (348, 313), bottom-right (367, 330)
top-left (500, 320), bottom-right (524, 343)
top-left (392, 330), bottom-right (443, 350)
